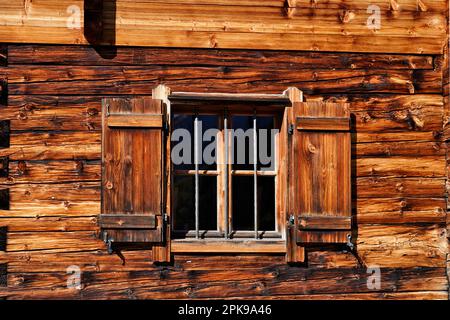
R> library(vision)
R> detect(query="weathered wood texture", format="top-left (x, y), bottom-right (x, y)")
top-left (0, 44), bottom-right (448, 299)
top-left (0, 0), bottom-right (447, 54)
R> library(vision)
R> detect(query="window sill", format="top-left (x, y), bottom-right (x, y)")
top-left (171, 239), bottom-right (286, 254)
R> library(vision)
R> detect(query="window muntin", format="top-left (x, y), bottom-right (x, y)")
top-left (171, 107), bottom-right (282, 241)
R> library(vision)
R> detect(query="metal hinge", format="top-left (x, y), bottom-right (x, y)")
top-left (163, 213), bottom-right (170, 225)
top-left (102, 231), bottom-right (115, 255)
top-left (288, 123), bottom-right (294, 135)
top-left (288, 214), bottom-right (295, 226)
top-left (346, 233), bottom-right (355, 251)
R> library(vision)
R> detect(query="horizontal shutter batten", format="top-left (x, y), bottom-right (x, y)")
top-left (99, 214), bottom-right (157, 229)
top-left (107, 114), bottom-right (164, 128)
top-left (298, 215), bottom-right (351, 230)
top-left (296, 116), bottom-right (350, 131)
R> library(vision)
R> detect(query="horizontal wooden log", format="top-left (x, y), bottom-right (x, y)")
top-left (4, 66), bottom-right (441, 95)
top-left (356, 157), bottom-right (446, 177)
top-left (355, 141), bottom-right (445, 157)
top-left (356, 197), bottom-right (446, 224)
top-left (4, 96), bottom-right (101, 132)
top-left (2, 265), bottom-right (446, 299)
top-left (8, 45), bottom-right (435, 70)
top-left (356, 177), bottom-right (446, 198)
top-left (0, 217), bottom-right (97, 232)
top-left (7, 231), bottom-right (103, 252)
top-left (0, 1), bottom-right (446, 53)
top-left (0, 160), bottom-right (101, 184)
top-left (0, 182), bottom-right (100, 217)
top-left (0, 132), bottom-right (101, 160)
top-left (357, 224), bottom-right (447, 267)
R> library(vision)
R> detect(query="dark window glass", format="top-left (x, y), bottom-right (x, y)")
top-left (232, 176), bottom-right (253, 230)
top-left (257, 176), bottom-right (275, 231)
top-left (232, 176), bottom-right (275, 232)
top-left (231, 116), bottom-right (254, 171)
top-left (257, 117), bottom-right (275, 171)
top-left (172, 114), bottom-right (218, 170)
top-left (173, 175), bottom-right (217, 232)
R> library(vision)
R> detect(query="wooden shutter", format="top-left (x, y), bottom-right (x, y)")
top-left (289, 101), bottom-right (352, 260)
top-left (100, 97), bottom-right (170, 262)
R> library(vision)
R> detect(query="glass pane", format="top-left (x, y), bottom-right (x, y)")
top-left (172, 114), bottom-right (194, 170)
top-left (257, 176), bottom-right (276, 231)
top-left (199, 115), bottom-right (218, 171)
top-left (232, 176), bottom-right (276, 232)
top-left (231, 116), bottom-right (254, 171)
top-left (173, 175), bottom-right (194, 231)
top-left (172, 114), bottom-right (218, 170)
top-left (199, 176), bottom-right (217, 230)
top-left (232, 175), bottom-right (254, 231)
top-left (257, 117), bottom-right (275, 171)
top-left (173, 175), bottom-right (217, 232)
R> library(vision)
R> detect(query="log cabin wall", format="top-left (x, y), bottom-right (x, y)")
top-left (0, 0), bottom-right (448, 300)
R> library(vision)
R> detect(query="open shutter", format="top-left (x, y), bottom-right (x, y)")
top-left (289, 101), bottom-right (352, 261)
top-left (100, 97), bottom-right (170, 262)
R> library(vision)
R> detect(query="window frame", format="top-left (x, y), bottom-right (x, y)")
top-left (170, 101), bottom-right (289, 254)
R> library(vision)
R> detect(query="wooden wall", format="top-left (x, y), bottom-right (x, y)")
top-left (0, 0), bottom-right (447, 54)
top-left (0, 43), bottom-right (448, 299)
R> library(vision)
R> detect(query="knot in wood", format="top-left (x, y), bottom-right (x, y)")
top-left (395, 183), bottom-right (404, 192)
top-left (106, 181), bottom-right (113, 190)
top-left (307, 143), bottom-right (317, 154)
top-left (17, 161), bottom-right (27, 175)
top-left (18, 111), bottom-right (28, 120)
top-left (339, 10), bottom-right (355, 24)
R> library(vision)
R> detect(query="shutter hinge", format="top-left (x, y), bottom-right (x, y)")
top-left (346, 233), bottom-right (354, 251)
top-left (163, 213), bottom-right (170, 225)
top-left (288, 123), bottom-right (294, 135)
top-left (102, 231), bottom-right (115, 254)
top-left (105, 103), bottom-right (110, 117)
top-left (288, 214), bottom-right (295, 226)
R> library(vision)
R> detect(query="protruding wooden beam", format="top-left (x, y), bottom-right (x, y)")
top-left (284, 87), bottom-right (303, 103)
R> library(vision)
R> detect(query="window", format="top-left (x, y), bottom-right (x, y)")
top-left (171, 109), bottom-right (283, 242)
top-left (99, 86), bottom-right (352, 263)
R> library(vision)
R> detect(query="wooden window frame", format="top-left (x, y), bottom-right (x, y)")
top-left (169, 94), bottom-right (293, 254)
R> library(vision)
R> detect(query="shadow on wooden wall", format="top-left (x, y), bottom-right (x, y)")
top-left (84, 0), bottom-right (117, 59)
